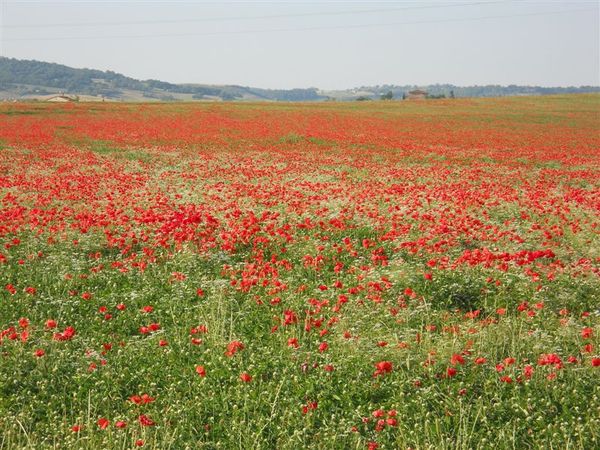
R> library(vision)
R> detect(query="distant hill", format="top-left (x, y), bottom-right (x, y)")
top-left (0, 57), bottom-right (326, 102)
top-left (1, 57), bottom-right (598, 102)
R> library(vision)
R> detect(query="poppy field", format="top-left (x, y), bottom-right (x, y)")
top-left (0, 95), bottom-right (599, 449)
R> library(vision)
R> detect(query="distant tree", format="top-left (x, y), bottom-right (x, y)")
top-left (356, 96), bottom-right (371, 101)
top-left (402, 92), bottom-right (406, 100)
top-left (380, 90), bottom-right (393, 100)
top-left (219, 90), bottom-right (236, 101)
top-left (450, 90), bottom-right (455, 99)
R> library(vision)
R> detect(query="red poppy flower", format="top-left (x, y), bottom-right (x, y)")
top-left (283, 310), bottom-right (298, 326)
top-left (373, 361), bottom-right (393, 377)
top-left (538, 353), bottom-right (562, 368)
top-left (130, 393), bottom-right (155, 404)
top-left (240, 372), bottom-right (252, 383)
top-left (225, 340), bottom-right (244, 357)
top-left (372, 409), bottom-right (385, 418)
top-left (138, 414), bottom-right (155, 427)
top-left (97, 418), bottom-right (110, 430)
top-left (450, 354), bottom-right (465, 366)
top-left (53, 326), bottom-right (76, 341)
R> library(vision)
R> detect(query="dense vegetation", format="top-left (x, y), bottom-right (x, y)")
top-left (0, 95), bottom-right (599, 449)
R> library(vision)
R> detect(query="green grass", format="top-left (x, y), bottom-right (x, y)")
top-left (0, 96), bottom-right (598, 449)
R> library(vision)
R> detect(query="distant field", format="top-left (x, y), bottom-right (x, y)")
top-left (0, 95), bottom-right (599, 449)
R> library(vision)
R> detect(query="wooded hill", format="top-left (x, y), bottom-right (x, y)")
top-left (1, 57), bottom-right (598, 102)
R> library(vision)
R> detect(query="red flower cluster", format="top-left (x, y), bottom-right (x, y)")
top-left (225, 340), bottom-right (245, 357)
top-left (373, 361), bottom-right (393, 377)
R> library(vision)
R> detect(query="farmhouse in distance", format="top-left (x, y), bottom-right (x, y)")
top-left (407, 89), bottom-right (429, 100)
top-left (45, 94), bottom-right (79, 103)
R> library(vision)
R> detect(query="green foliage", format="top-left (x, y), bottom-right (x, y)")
top-left (0, 98), bottom-right (599, 449)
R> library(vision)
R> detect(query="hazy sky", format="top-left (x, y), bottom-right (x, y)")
top-left (1, 1), bottom-right (598, 89)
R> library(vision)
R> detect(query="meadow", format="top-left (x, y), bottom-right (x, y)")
top-left (0, 95), bottom-right (599, 449)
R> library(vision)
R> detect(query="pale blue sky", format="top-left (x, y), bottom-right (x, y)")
top-left (1, 1), bottom-right (598, 89)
